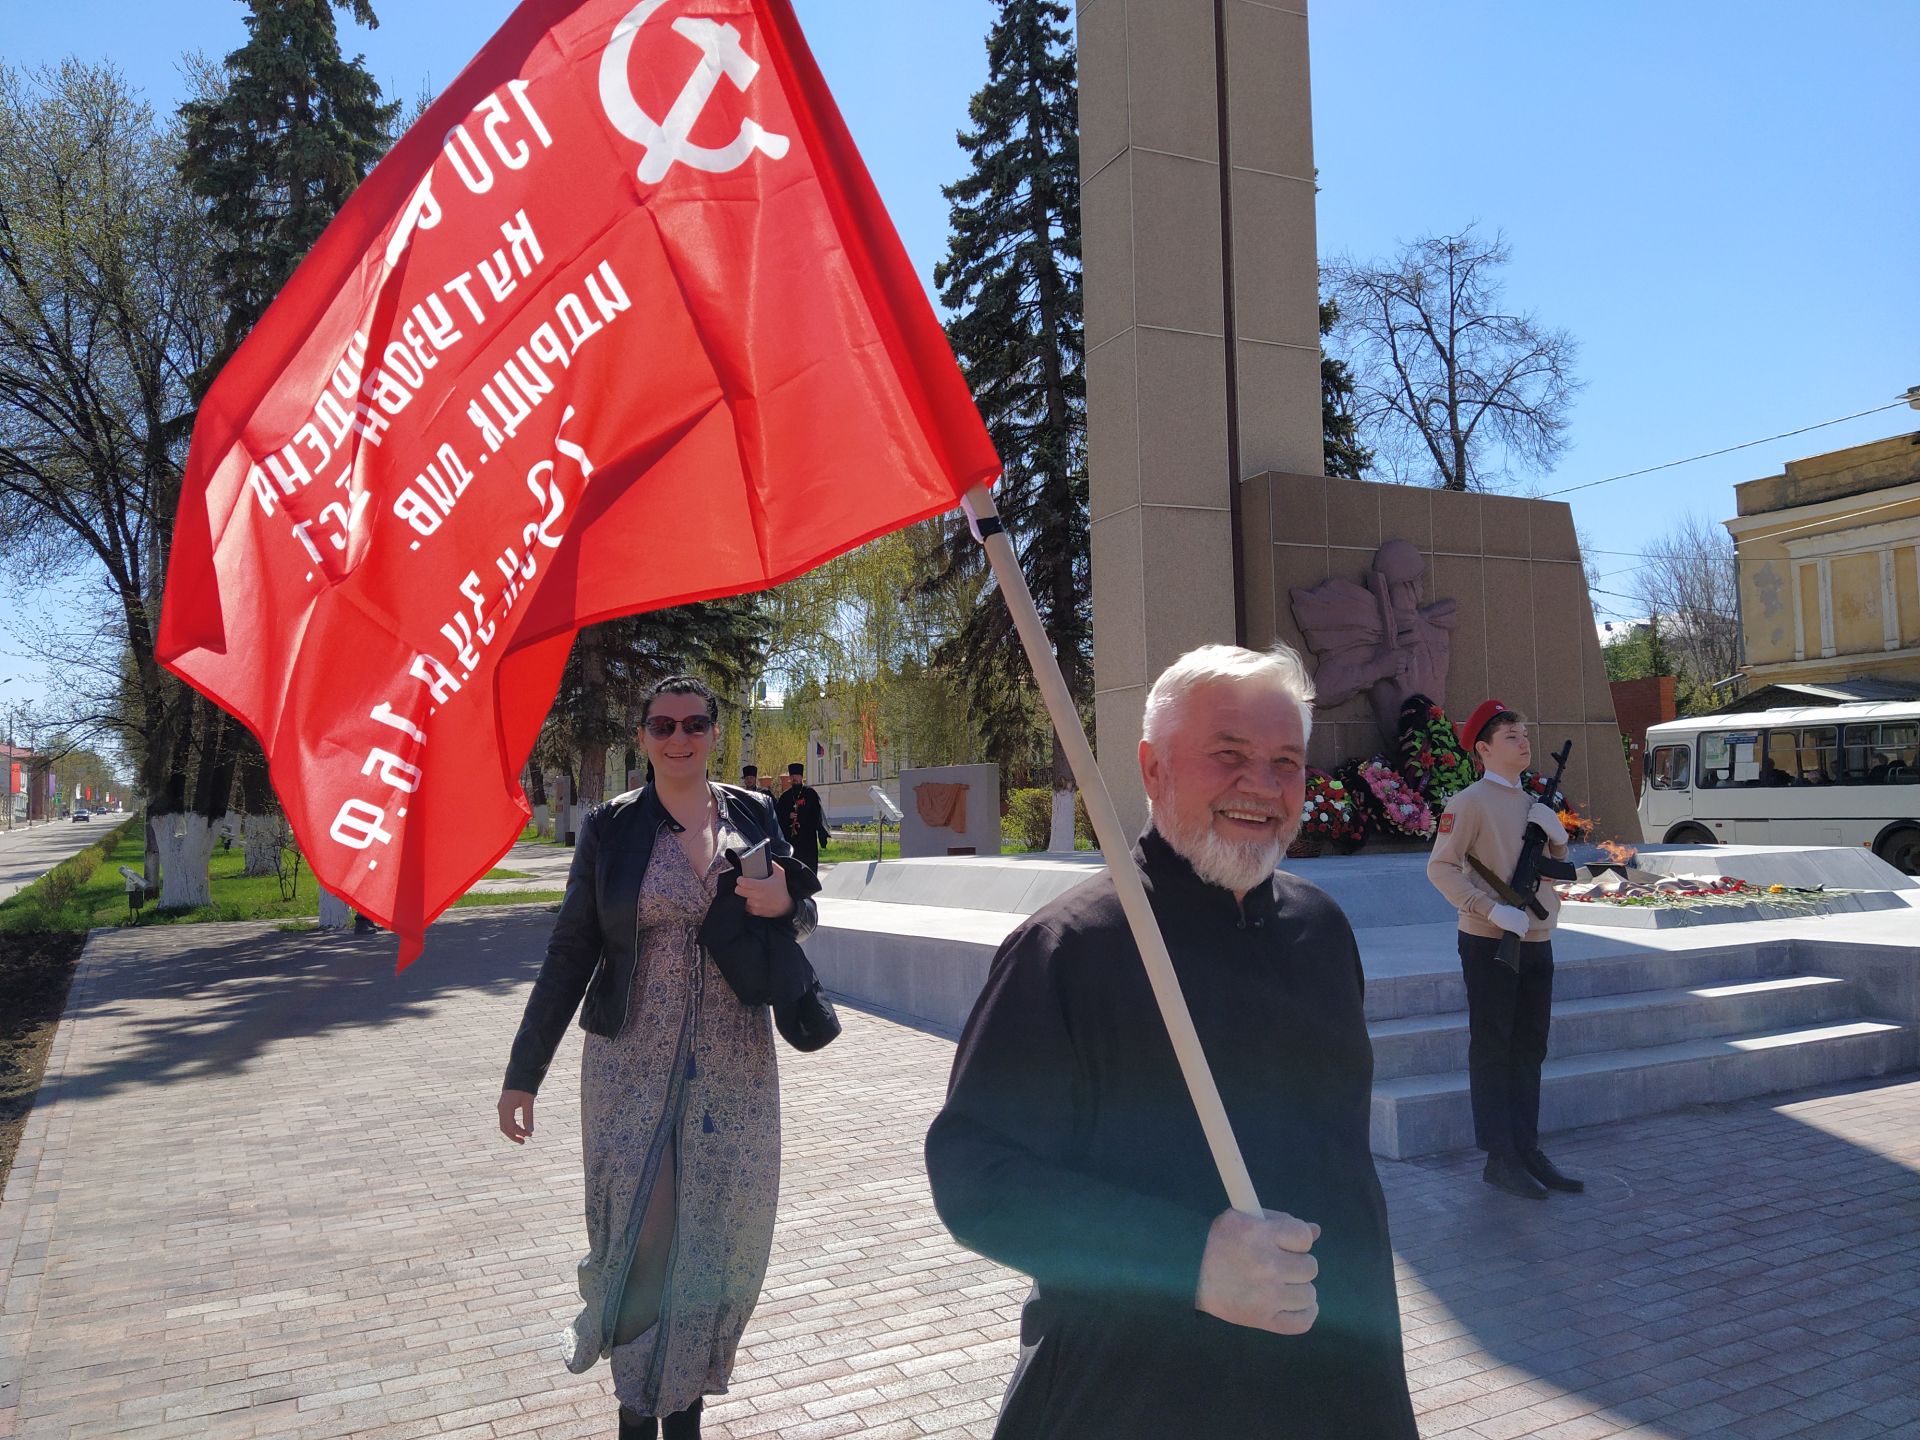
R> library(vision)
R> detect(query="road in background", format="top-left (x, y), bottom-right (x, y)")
top-left (0, 818), bottom-right (122, 904)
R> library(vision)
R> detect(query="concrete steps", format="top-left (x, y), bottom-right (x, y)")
top-left (805, 849), bottom-right (1920, 1158)
top-left (1367, 943), bottom-right (1920, 1158)
top-left (1363, 939), bottom-right (1804, 1022)
top-left (1369, 973), bottom-right (1861, 1080)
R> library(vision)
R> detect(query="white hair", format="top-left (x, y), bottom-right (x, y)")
top-left (1140, 642), bottom-right (1316, 748)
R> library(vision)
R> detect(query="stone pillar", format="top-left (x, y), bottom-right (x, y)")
top-left (1080, 0), bottom-right (1325, 835)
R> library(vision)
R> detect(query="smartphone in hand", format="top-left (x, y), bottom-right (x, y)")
top-left (737, 838), bottom-right (773, 880)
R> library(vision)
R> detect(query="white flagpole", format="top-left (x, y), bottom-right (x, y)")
top-left (962, 485), bottom-right (1261, 1216)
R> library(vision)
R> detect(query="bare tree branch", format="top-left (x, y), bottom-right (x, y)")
top-left (1324, 227), bottom-right (1582, 491)
top-left (1634, 514), bottom-right (1742, 691)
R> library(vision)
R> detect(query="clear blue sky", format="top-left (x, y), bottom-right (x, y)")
top-left (4, 0), bottom-right (1915, 710)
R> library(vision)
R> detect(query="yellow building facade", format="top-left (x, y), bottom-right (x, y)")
top-left (1727, 434), bottom-right (1920, 688)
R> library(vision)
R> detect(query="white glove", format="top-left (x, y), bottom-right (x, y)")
top-left (1488, 903), bottom-right (1531, 937)
top-left (1527, 801), bottom-right (1568, 844)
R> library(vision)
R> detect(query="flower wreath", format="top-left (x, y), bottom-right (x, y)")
top-left (1350, 754), bottom-right (1436, 840)
top-left (1396, 693), bottom-right (1477, 808)
top-left (1297, 767), bottom-right (1366, 849)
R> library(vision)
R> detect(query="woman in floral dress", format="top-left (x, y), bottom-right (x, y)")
top-left (499, 676), bottom-right (810, 1439)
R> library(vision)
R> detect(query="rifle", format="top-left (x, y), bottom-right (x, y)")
top-left (1477, 738), bottom-right (1578, 968)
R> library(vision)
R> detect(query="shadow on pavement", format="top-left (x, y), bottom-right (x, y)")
top-left (1383, 1077), bottom-right (1920, 1436)
top-left (47, 908), bottom-right (557, 1108)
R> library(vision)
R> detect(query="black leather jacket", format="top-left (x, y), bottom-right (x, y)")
top-left (501, 782), bottom-right (817, 1095)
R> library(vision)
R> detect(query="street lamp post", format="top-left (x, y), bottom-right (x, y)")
top-left (2, 677), bottom-right (15, 832)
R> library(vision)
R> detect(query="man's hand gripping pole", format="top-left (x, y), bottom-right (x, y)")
top-left (961, 485), bottom-right (1261, 1215)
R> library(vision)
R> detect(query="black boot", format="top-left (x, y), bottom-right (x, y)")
top-left (661, 1397), bottom-right (703, 1439)
top-left (618, 1408), bottom-right (658, 1440)
top-left (1522, 1147), bottom-right (1585, 1193)
top-left (1482, 1151), bottom-right (1548, 1200)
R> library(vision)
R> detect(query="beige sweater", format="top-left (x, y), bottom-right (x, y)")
top-left (1426, 774), bottom-right (1571, 940)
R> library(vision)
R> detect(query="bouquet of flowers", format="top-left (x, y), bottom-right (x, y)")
top-left (1292, 767), bottom-right (1366, 856)
top-left (1396, 694), bottom-right (1477, 808)
top-left (1347, 754), bottom-right (1437, 840)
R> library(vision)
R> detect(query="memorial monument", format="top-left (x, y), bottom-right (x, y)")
top-left (803, 2), bottom-right (1917, 1166)
top-left (1078, 0), bottom-right (1635, 839)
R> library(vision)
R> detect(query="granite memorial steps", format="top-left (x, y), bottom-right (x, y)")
top-left (1370, 1017), bottom-right (1916, 1159)
top-left (806, 851), bottom-right (1920, 1156)
top-left (1367, 972), bottom-right (1862, 1081)
top-left (1358, 934), bottom-right (1804, 1022)
top-left (1365, 928), bottom-right (1920, 1156)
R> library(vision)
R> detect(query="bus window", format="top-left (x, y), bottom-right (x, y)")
top-left (1844, 722), bottom-right (1920, 784)
top-left (1760, 731), bottom-right (1799, 786)
top-left (1698, 731), bottom-right (1760, 788)
top-left (1841, 724), bottom-right (1873, 783)
top-left (1794, 726), bottom-right (1839, 785)
top-left (1648, 744), bottom-right (1690, 791)
top-left (1877, 722), bottom-right (1917, 783)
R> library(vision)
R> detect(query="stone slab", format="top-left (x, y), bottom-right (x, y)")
top-left (1559, 888), bottom-right (1908, 930)
top-left (818, 854), bottom-right (1104, 914)
top-left (1626, 843), bottom-right (1918, 892)
top-left (808, 850), bottom-right (1920, 1036)
top-left (898, 764), bottom-right (1001, 858)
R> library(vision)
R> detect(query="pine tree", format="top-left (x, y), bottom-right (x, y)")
top-left (538, 602), bottom-right (769, 806)
top-left (923, 0), bottom-right (1087, 849)
top-left (1320, 299), bottom-right (1373, 480)
top-left (172, 1), bottom-right (398, 880)
top-left (180, 0), bottom-right (398, 368)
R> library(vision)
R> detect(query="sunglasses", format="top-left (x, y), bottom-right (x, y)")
top-left (642, 715), bottom-right (714, 739)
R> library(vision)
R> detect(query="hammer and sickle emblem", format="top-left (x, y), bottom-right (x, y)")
top-left (599, 0), bottom-right (791, 185)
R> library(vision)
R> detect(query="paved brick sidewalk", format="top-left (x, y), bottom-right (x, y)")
top-left (2, 911), bottom-right (1917, 1439)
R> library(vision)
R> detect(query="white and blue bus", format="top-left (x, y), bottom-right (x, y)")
top-left (1637, 700), bottom-right (1920, 873)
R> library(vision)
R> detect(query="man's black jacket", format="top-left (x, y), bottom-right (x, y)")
top-left (924, 829), bottom-right (1417, 1438)
top-left (502, 782), bottom-right (817, 1095)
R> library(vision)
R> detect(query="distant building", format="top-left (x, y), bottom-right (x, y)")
top-left (1610, 676), bottom-right (1677, 792)
top-left (1, 742), bottom-right (48, 822)
top-left (1726, 433), bottom-right (1920, 692)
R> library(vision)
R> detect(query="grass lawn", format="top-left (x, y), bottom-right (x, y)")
top-left (823, 831), bottom-right (1094, 863)
top-left (0, 820), bottom-right (560, 932)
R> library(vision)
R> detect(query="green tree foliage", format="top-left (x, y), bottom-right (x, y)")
top-left (1603, 613), bottom-right (1717, 714)
top-left (921, 0), bottom-right (1088, 814)
top-left (536, 601), bottom-right (769, 805)
top-left (753, 527), bottom-right (983, 783)
top-left (1320, 299), bottom-right (1372, 480)
top-left (174, 1), bottom-right (399, 833)
top-left (179, 0), bottom-right (397, 368)
top-left (0, 62), bottom-right (216, 833)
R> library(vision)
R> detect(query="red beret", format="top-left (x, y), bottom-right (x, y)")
top-left (1458, 698), bottom-right (1511, 752)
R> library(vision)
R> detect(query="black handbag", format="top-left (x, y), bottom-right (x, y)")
top-left (699, 851), bottom-right (841, 1052)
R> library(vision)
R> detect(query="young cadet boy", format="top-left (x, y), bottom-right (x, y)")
top-left (1426, 700), bottom-right (1585, 1200)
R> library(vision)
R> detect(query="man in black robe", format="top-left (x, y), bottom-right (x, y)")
top-left (774, 761), bottom-right (831, 872)
top-left (925, 643), bottom-right (1416, 1439)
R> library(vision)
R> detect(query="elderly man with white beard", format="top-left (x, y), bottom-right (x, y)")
top-left (925, 643), bottom-right (1416, 1440)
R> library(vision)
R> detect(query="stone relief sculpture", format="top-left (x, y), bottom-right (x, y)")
top-left (1290, 538), bottom-right (1458, 743)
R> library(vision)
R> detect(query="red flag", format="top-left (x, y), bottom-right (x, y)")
top-left (861, 710), bottom-right (879, 767)
top-left (158, 0), bottom-right (998, 965)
